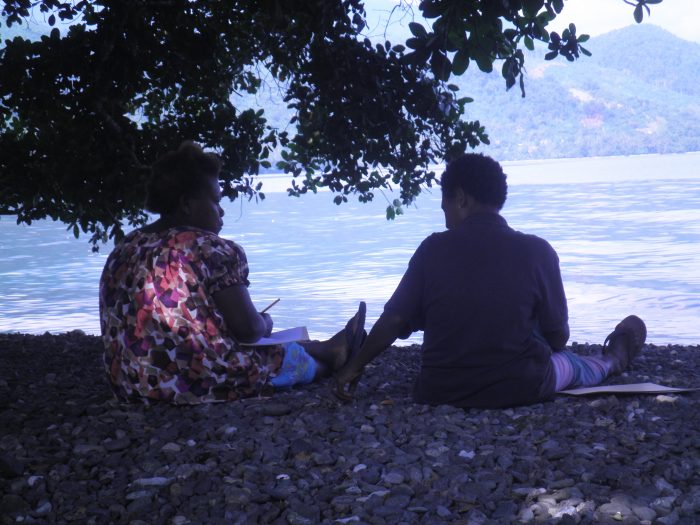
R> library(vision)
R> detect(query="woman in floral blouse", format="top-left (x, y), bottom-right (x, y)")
top-left (99, 141), bottom-right (365, 404)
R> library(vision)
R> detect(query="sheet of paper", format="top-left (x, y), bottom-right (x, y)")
top-left (240, 326), bottom-right (310, 347)
top-left (560, 382), bottom-right (700, 396)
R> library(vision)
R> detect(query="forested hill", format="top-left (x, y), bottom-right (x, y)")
top-left (246, 23), bottom-right (700, 163)
top-left (460, 24), bottom-right (700, 160)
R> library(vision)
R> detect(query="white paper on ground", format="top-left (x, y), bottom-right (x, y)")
top-left (560, 382), bottom-right (700, 396)
top-left (240, 326), bottom-right (310, 347)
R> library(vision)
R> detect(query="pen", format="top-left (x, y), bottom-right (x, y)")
top-left (261, 298), bottom-right (280, 314)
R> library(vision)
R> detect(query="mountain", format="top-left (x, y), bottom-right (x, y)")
top-left (460, 24), bottom-right (700, 160)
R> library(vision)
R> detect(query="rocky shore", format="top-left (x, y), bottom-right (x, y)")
top-left (0, 331), bottom-right (698, 524)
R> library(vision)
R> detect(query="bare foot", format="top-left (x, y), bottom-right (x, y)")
top-left (304, 303), bottom-right (366, 372)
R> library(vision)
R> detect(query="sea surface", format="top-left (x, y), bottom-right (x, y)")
top-left (1, 153), bottom-right (699, 346)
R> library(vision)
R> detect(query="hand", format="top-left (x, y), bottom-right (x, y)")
top-left (333, 363), bottom-right (363, 402)
top-left (260, 312), bottom-right (273, 337)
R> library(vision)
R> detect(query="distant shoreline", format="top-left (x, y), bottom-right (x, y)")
top-left (254, 151), bottom-right (700, 192)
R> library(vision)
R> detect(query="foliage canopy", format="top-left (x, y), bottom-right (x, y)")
top-left (0, 0), bottom-right (661, 248)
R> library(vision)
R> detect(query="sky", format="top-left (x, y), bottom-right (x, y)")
top-left (364, 0), bottom-right (700, 44)
top-left (548, 0), bottom-right (700, 42)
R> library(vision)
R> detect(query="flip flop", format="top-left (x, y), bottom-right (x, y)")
top-left (603, 315), bottom-right (647, 373)
top-left (344, 301), bottom-right (366, 364)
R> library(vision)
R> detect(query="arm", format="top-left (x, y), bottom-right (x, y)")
top-left (543, 324), bottom-right (569, 351)
top-left (333, 310), bottom-right (407, 401)
top-left (536, 240), bottom-right (570, 351)
top-left (213, 284), bottom-right (273, 343)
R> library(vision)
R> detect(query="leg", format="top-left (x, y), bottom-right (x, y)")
top-left (269, 303), bottom-right (366, 387)
top-left (552, 315), bottom-right (647, 391)
top-left (551, 351), bottom-right (613, 391)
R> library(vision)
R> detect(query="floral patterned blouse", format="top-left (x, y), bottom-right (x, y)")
top-left (99, 227), bottom-right (283, 404)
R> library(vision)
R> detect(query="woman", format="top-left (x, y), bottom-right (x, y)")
top-left (99, 141), bottom-right (365, 404)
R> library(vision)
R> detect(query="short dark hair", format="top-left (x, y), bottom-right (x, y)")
top-left (441, 153), bottom-right (507, 210)
top-left (145, 141), bottom-right (221, 214)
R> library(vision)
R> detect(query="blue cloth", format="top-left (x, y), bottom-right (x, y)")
top-left (269, 342), bottom-right (318, 388)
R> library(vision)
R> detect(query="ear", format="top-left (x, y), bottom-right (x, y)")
top-left (463, 192), bottom-right (478, 210)
top-left (456, 187), bottom-right (470, 209)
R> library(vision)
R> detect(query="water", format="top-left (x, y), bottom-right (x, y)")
top-left (1, 153), bottom-right (699, 345)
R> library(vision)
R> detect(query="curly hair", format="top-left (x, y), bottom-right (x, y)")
top-left (145, 141), bottom-right (222, 215)
top-left (441, 153), bottom-right (508, 210)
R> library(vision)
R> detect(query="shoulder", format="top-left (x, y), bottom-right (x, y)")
top-left (512, 230), bottom-right (560, 264)
top-left (159, 228), bottom-right (246, 258)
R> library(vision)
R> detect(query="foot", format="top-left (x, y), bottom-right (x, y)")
top-left (333, 302), bottom-right (366, 371)
top-left (603, 315), bottom-right (647, 374)
top-left (303, 302), bottom-right (366, 372)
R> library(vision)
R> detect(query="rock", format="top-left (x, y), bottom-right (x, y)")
top-left (0, 453), bottom-right (25, 478)
top-left (104, 436), bottom-right (131, 451)
top-left (436, 505), bottom-right (451, 518)
top-left (130, 476), bottom-right (172, 488)
top-left (655, 395), bottom-right (678, 403)
top-left (261, 403), bottom-right (291, 416)
top-left (0, 494), bottom-right (29, 515)
top-left (382, 471), bottom-right (404, 485)
top-left (161, 442), bottom-right (182, 454)
top-left (73, 443), bottom-right (104, 455)
top-left (34, 500), bottom-right (52, 516)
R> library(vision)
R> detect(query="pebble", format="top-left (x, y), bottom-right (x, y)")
top-left (0, 333), bottom-right (698, 524)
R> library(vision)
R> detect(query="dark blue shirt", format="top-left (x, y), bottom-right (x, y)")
top-left (384, 212), bottom-right (567, 408)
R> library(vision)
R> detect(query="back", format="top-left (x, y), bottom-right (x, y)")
top-left (384, 212), bottom-right (567, 407)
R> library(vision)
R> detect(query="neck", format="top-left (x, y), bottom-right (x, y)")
top-left (466, 202), bottom-right (499, 216)
top-left (143, 214), bottom-right (187, 233)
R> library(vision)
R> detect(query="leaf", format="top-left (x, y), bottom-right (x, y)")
top-left (524, 36), bottom-right (534, 51)
top-left (405, 37), bottom-right (422, 50)
top-left (580, 46), bottom-right (591, 57)
top-left (409, 22), bottom-right (427, 38)
top-left (577, 34), bottom-right (589, 43)
top-left (474, 51), bottom-right (493, 73)
top-left (430, 51), bottom-right (451, 81)
top-left (452, 49), bottom-right (470, 75)
top-left (48, 14), bottom-right (56, 26)
top-left (544, 50), bottom-right (558, 60)
top-left (634, 4), bottom-right (643, 23)
top-left (523, 0), bottom-right (544, 18)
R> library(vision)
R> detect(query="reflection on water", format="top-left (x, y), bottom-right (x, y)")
top-left (1, 153), bottom-right (699, 345)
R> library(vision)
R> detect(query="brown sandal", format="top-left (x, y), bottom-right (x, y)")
top-left (603, 315), bottom-right (647, 374)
